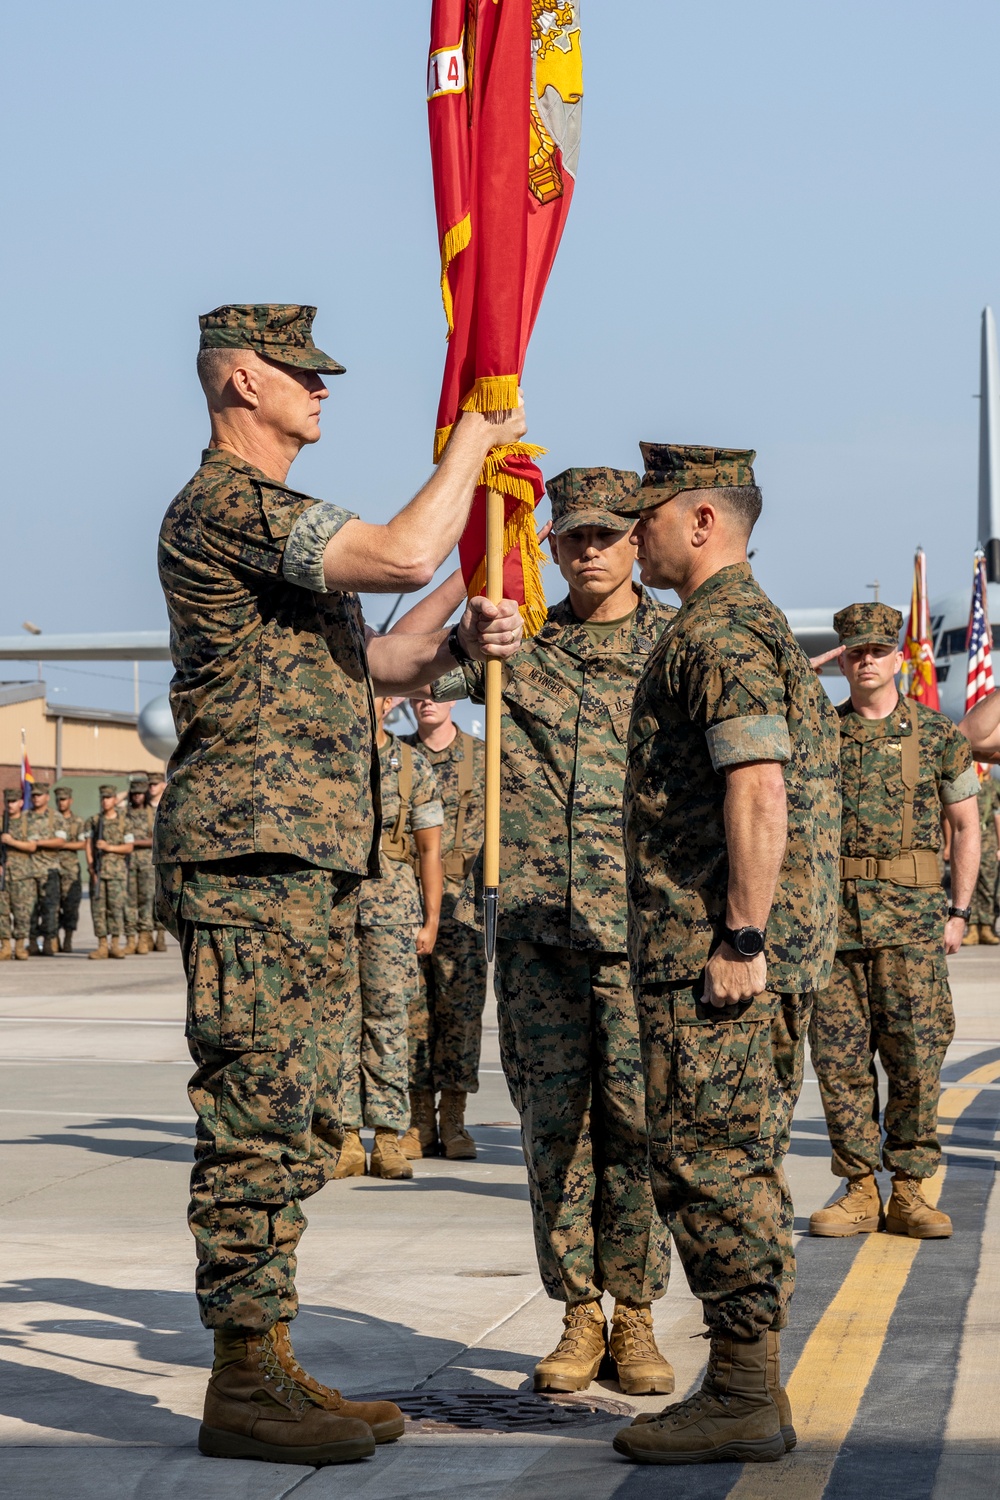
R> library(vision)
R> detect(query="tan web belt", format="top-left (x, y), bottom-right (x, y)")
top-left (839, 850), bottom-right (940, 888)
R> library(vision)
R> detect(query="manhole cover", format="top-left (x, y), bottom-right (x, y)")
top-left (380, 1390), bottom-right (632, 1433)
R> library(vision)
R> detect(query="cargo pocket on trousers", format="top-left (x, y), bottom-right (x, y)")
top-left (672, 991), bottom-right (778, 1150)
top-left (186, 922), bottom-right (276, 1053)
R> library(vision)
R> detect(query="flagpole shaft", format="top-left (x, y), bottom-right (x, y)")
top-left (483, 487), bottom-right (503, 960)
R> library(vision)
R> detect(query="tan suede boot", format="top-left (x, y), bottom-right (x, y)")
top-left (613, 1332), bottom-right (784, 1465)
top-left (28, 938), bottom-right (42, 956)
top-left (154, 927), bottom-right (167, 951)
top-left (368, 1128), bottom-right (413, 1180)
top-left (136, 932), bottom-right (153, 954)
top-left (766, 1330), bottom-right (796, 1451)
top-left (886, 1176), bottom-right (952, 1239)
top-left (270, 1324), bottom-right (403, 1443)
top-left (122, 935), bottom-right (138, 956)
top-left (961, 924), bottom-right (980, 945)
top-left (88, 938), bottom-right (109, 961)
top-left (199, 1326), bottom-right (375, 1465)
top-left (14, 939), bottom-right (30, 961)
top-left (979, 923), bottom-right (1000, 945)
top-left (0, 939), bottom-right (11, 961)
top-left (534, 1300), bottom-right (607, 1392)
top-left (400, 1089), bottom-right (438, 1160)
top-left (332, 1130), bottom-right (367, 1180)
top-left (609, 1303), bottom-right (675, 1395)
top-left (108, 937), bottom-right (126, 959)
top-left (60, 931), bottom-right (74, 953)
top-left (809, 1174), bottom-right (883, 1236)
top-left (438, 1088), bottom-right (476, 1160)
top-left (41, 936), bottom-right (59, 957)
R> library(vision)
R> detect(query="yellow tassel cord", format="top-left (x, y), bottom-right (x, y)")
top-left (439, 214), bottom-right (472, 338)
top-left (464, 445), bottom-right (550, 636)
top-left (460, 373), bottom-right (522, 413)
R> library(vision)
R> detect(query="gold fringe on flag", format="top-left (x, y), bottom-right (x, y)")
top-left (463, 441), bottom-right (549, 637)
top-left (439, 214), bottom-right (472, 338)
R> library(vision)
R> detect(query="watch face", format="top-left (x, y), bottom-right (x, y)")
top-left (734, 927), bottom-right (766, 957)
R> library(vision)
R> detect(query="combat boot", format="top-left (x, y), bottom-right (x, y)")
top-left (154, 927), bottom-right (167, 952)
top-left (41, 936), bottom-right (59, 957)
top-left (613, 1331), bottom-right (784, 1466)
top-left (136, 932), bottom-right (153, 954)
top-left (28, 938), bottom-right (42, 956)
top-left (534, 1300), bottom-right (607, 1392)
top-left (60, 931), bottom-right (74, 953)
top-left (961, 924), bottom-right (979, 946)
top-left (609, 1303), bottom-right (674, 1395)
top-left (88, 938), bottom-right (109, 961)
top-left (400, 1089), bottom-right (438, 1159)
top-left (766, 1329), bottom-right (796, 1452)
top-left (886, 1176), bottom-right (952, 1239)
top-left (0, 939), bottom-right (11, 961)
top-left (332, 1130), bottom-right (366, 1180)
top-left (368, 1128), bottom-right (413, 1180)
top-left (979, 923), bottom-right (1000, 945)
top-left (270, 1324), bottom-right (404, 1443)
top-left (809, 1174), bottom-right (883, 1236)
top-left (199, 1325), bottom-right (375, 1466)
top-left (122, 935), bottom-right (138, 956)
top-left (108, 937), bottom-right (126, 960)
top-left (438, 1088), bottom-right (476, 1160)
top-left (13, 939), bottom-right (30, 961)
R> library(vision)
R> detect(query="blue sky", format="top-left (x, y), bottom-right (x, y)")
top-left (2, 1), bottom-right (999, 713)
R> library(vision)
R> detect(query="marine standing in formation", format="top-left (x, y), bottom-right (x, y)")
top-left (963, 769), bottom-right (1000, 944)
top-left (146, 771), bottom-right (168, 951)
top-left (614, 444), bottom-right (841, 1467)
top-left (22, 782), bottom-right (64, 956)
top-left (335, 696), bottom-right (443, 1183)
top-left (86, 784), bottom-right (134, 960)
top-left (154, 303), bottom-right (525, 1468)
top-left (433, 467), bottom-right (676, 1397)
top-left (400, 695), bottom-right (486, 1161)
top-left (123, 773), bottom-right (156, 954)
top-left (1, 788), bottom-right (31, 960)
top-left (53, 786), bottom-right (86, 952)
top-left (808, 604), bottom-right (980, 1241)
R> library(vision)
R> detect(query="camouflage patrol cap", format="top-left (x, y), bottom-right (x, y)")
top-left (147, 771), bottom-right (165, 786)
top-left (4, 786), bottom-right (22, 803)
top-left (99, 784), bottom-right (118, 798)
top-left (129, 774), bottom-right (150, 792)
top-left (54, 786), bottom-right (71, 798)
top-left (545, 467), bottom-right (641, 535)
top-left (617, 442), bottom-right (758, 516)
top-left (198, 305), bottom-right (346, 375)
top-left (31, 782), bottom-right (50, 795)
top-left (833, 602), bottom-right (904, 650)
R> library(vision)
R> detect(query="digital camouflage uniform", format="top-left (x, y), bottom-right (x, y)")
top-left (154, 305), bottom-right (381, 1333)
top-left (809, 605), bottom-right (979, 1184)
top-left (340, 734), bottom-right (442, 1131)
top-left (86, 807), bottom-right (133, 940)
top-left (622, 448), bottom-right (841, 1343)
top-left (22, 803), bottom-right (63, 940)
top-left (970, 775), bottom-right (1000, 929)
top-left (2, 793), bottom-right (29, 940)
top-left (125, 800), bottom-right (156, 937)
top-left (400, 727), bottom-right (486, 1093)
top-left (54, 796), bottom-right (84, 937)
top-left (444, 468), bottom-right (676, 1307)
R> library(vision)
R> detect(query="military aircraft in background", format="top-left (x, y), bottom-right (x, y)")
top-left (3, 311), bottom-right (999, 747)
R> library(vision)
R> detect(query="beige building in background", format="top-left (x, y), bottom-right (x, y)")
top-left (0, 682), bottom-right (163, 796)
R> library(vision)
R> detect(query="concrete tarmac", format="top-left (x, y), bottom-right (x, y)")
top-left (1, 915), bottom-right (998, 1499)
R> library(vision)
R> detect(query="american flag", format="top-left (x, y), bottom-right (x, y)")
top-left (965, 551), bottom-right (995, 728)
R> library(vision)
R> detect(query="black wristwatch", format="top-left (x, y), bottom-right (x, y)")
top-left (721, 923), bottom-right (767, 958)
top-left (948, 905), bottom-right (971, 922)
top-left (447, 622), bottom-right (473, 666)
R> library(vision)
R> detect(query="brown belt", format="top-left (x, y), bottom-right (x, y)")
top-left (839, 850), bottom-right (940, 888)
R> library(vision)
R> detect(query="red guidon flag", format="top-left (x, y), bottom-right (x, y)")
top-left (900, 546), bottom-right (940, 710)
top-left (428, 0), bottom-right (583, 633)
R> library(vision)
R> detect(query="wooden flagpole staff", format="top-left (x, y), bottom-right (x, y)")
top-left (483, 486), bottom-right (504, 963)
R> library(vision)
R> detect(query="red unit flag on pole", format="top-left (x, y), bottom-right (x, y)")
top-left (428, 0), bottom-right (583, 633)
top-left (900, 547), bottom-right (940, 710)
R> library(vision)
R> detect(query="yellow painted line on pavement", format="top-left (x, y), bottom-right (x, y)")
top-left (723, 1058), bottom-right (1000, 1500)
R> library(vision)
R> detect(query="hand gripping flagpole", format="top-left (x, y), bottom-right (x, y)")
top-left (483, 486), bottom-right (504, 963)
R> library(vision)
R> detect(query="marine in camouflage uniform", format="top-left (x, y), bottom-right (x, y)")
top-left (53, 786), bottom-right (85, 950)
top-left (23, 784), bottom-right (66, 953)
top-left (85, 786), bottom-right (134, 954)
top-left (337, 726), bottom-right (442, 1173)
top-left (1, 788), bottom-right (29, 958)
top-left (966, 773), bottom-right (1000, 942)
top-left (400, 709), bottom-right (486, 1159)
top-left (615, 443), bottom-right (841, 1468)
top-left (808, 603), bottom-right (980, 1240)
top-left (123, 774), bottom-right (156, 952)
top-left (442, 467), bottom-right (676, 1395)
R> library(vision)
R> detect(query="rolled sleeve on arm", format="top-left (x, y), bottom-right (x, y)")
top-left (942, 767), bottom-right (981, 805)
top-left (431, 666), bottom-right (474, 703)
top-left (706, 714), bottom-right (792, 771)
top-left (410, 798), bottom-right (444, 832)
top-left (282, 501), bottom-right (359, 594)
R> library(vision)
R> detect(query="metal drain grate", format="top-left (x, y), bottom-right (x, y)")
top-left (381, 1389), bottom-right (633, 1433)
